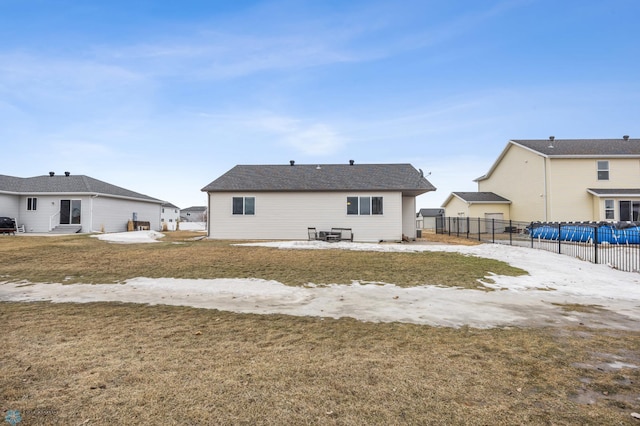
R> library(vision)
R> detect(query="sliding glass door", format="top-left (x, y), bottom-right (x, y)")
top-left (60, 200), bottom-right (81, 224)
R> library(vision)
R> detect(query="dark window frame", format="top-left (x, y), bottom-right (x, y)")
top-left (232, 196), bottom-right (255, 215)
top-left (27, 197), bottom-right (37, 211)
top-left (347, 196), bottom-right (383, 215)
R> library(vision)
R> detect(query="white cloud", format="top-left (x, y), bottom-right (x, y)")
top-left (252, 113), bottom-right (346, 156)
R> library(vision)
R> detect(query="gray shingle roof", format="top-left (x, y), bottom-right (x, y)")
top-left (417, 208), bottom-right (444, 217)
top-left (512, 138), bottom-right (640, 157)
top-left (0, 174), bottom-right (163, 203)
top-left (587, 188), bottom-right (640, 196)
top-left (181, 206), bottom-right (207, 212)
top-left (201, 163), bottom-right (436, 196)
top-left (453, 192), bottom-right (511, 203)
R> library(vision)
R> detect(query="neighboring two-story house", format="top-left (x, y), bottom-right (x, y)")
top-left (442, 137), bottom-right (640, 223)
top-left (161, 202), bottom-right (181, 230)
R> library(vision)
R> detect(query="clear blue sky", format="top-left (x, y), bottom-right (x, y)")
top-left (1, 0), bottom-right (639, 209)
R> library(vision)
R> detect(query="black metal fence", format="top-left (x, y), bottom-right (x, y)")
top-left (436, 217), bottom-right (640, 273)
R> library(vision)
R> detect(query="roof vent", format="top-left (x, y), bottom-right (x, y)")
top-left (548, 136), bottom-right (555, 148)
top-left (64, 171), bottom-right (70, 176)
top-left (623, 135), bottom-right (630, 141)
top-left (349, 159), bottom-right (355, 165)
top-left (289, 160), bottom-right (295, 166)
top-left (49, 171), bottom-right (55, 177)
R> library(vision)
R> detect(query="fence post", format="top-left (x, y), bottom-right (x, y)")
top-left (456, 217), bottom-right (460, 237)
top-left (478, 217), bottom-right (481, 242)
top-left (448, 217), bottom-right (451, 236)
top-left (466, 217), bottom-right (470, 240)
top-left (492, 219), bottom-right (495, 243)
top-left (530, 222), bottom-right (534, 248)
top-left (558, 222), bottom-right (562, 254)
top-left (509, 219), bottom-right (513, 245)
top-left (594, 225), bottom-right (598, 265)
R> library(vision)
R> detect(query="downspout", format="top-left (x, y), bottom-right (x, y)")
top-left (543, 157), bottom-right (549, 222)
top-left (206, 192), bottom-right (211, 238)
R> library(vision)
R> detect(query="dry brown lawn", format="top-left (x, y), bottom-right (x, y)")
top-left (1, 232), bottom-right (639, 425)
top-left (0, 232), bottom-right (523, 290)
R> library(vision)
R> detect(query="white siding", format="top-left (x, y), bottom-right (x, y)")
top-left (161, 207), bottom-right (181, 230)
top-left (402, 196), bottom-right (416, 239)
top-left (208, 191), bottom-right (405, 242)
top-left (92, 196), bottom-right (162, 233)
top-left (19, 195), bottom-right (73, 232)
top-left (0, 194), bottom-right (20, 220)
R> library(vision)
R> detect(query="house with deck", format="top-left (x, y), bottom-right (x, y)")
top-left (442, 136), bottom-right (640, 222)
top-left (201, 161), bottom-right (436, 242)
top-left (0, 172), bottom-right (164, 233)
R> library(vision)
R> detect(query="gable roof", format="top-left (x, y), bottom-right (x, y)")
top-left (442, 192), bottom-right (511, 207)
top-left (201, 163), bottom-right (436, 197)
top-left (417, 208), bottom-right (444, 217)
top-left (476, 137), bottom-right (640, 182)
top-left (512, 138), bottom-right (640, 157)
top-left (0, 174), bottom-right (163, 203)
top-left (181, 206), bottom-right (207, 213)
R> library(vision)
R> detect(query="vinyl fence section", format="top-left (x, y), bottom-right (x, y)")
top-left (437, 217), bottom-right (640, 273)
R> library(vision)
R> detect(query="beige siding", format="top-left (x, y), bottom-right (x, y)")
top-left (208, 191), bottom-right (404, 242)
top-left (547, 158), bottom-right (640, 221)
top-left (443, 196), bottom-right (470, 218)
top-left (468, 203), bottom-right (510, 219)
top-left (478, 145), bottom-right (546, 221)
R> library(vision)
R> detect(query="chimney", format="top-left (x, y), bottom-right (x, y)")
top-left (349, 159), bottom-right (355, 165)
top-left (289, 160), bottom-right (295, 166)
top-left (64, 171), bottom-right (70, 176)
top-left (549, 136), bottom-right (555, 141)
top-left (623, 135), bottom-right (630, 141)
top-left (49, 171), bottom-right (55, 177)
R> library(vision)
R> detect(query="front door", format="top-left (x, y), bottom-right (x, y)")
top-left (60, 200), bottom-right (81, 224)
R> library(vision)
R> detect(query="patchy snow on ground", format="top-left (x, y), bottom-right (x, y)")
top-left (91, 230), bottom-right (165, 244)
top-left (2, 237), bottom-right (640, 329)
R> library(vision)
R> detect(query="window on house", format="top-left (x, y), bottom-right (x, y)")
top-left (619, 201), bottom-right (640, 221)
top-left (347, 197), bottom-right (358, 215)
top-left (605, 200), bottom-right (614, 220)
top-left (232, 197), bottom-right (255, 215)
top-left (360, 197), bottom-right (371, 215)
top-left (597, 161), bottom-right (609, 180)
top-left (372, 197), bottom-right (383, 215)
top-left (347, 196), bottom-right (383, 215)
top-left (27, 197), bottom-right (37, 211)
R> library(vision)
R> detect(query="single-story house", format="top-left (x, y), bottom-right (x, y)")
top-left (201, 161), bottom-right (436, 242)
top-left (416, 208), bottom-right (444, 231)
top-left (0, 172), bottom-right (164, 233)
top-left (443, 136), bottom-right (640, 222)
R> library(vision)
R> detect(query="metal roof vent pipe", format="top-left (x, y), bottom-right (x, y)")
top-left (49, 171), bottom-right (55, 177)
top-left (289, 160), bottom-right (295, 166)
top-left (349, 159), bottom-right (355, 165)
top-left (548, 136), bottom-right (555, 148)
top-left (64, 171), bottom-right (70, 176)
top-left (623, 135), bottom-right (630, 141)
